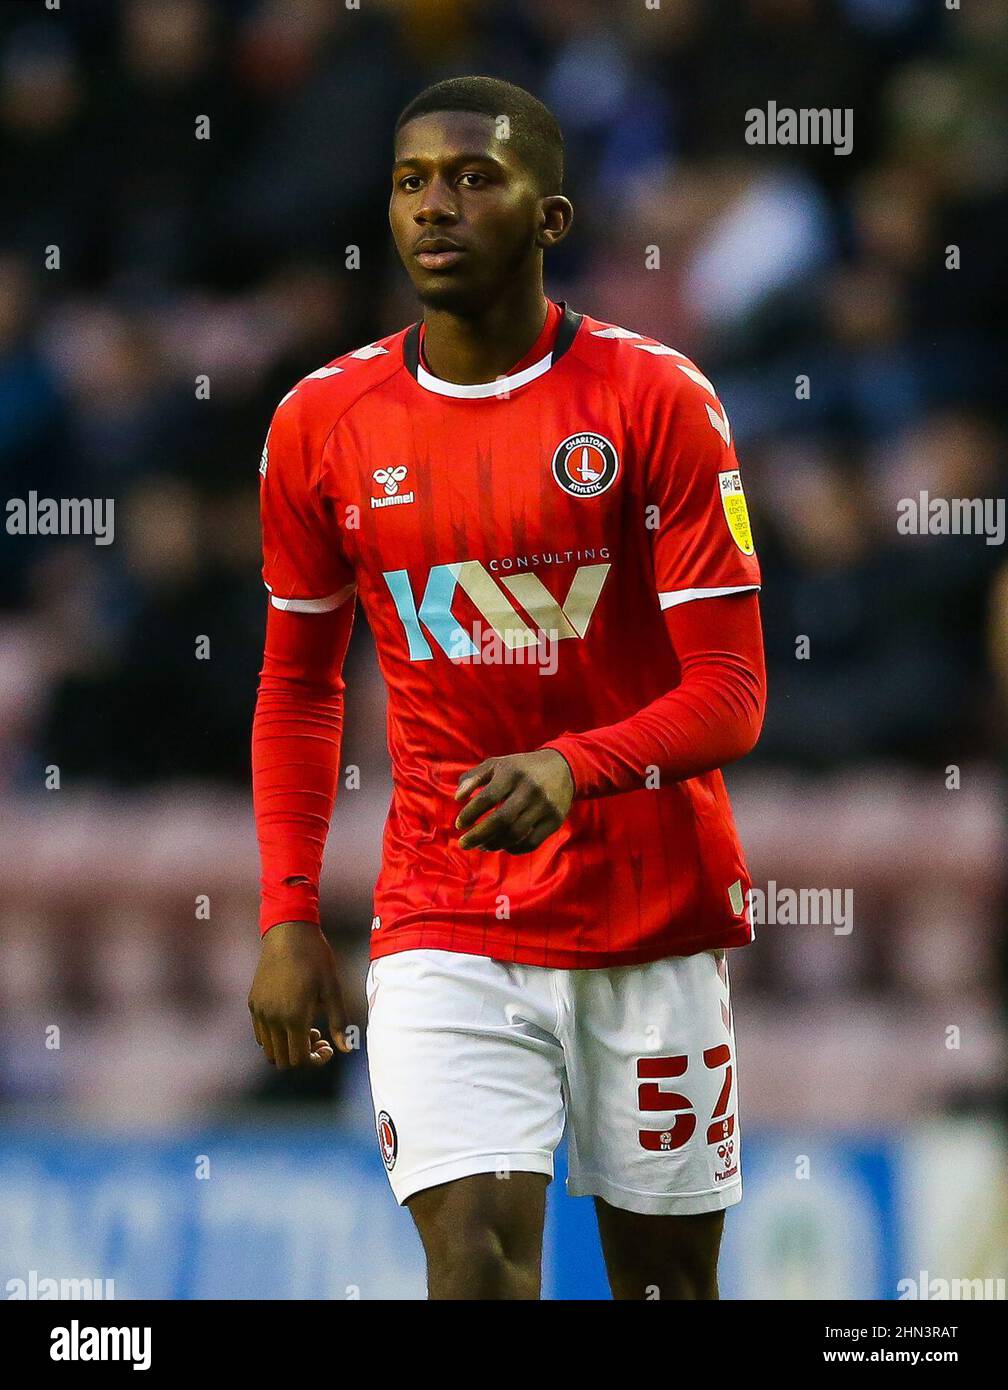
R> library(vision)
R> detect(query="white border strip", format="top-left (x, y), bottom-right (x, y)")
top-left (415, 350), bottom-right (554, 399)
top-left (658, 583), bottom-right (760, 610)
top-left (266, 582), bottom-right (356, 613)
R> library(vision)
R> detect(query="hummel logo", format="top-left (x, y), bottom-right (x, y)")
top-left (373, 466), bottom-right (407, 496)
top-left (371, 466), bottom-right (414, 509)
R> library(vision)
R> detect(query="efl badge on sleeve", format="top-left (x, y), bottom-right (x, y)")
top-left (718, 469), bottom-right (754, 555)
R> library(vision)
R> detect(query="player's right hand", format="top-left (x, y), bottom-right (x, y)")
top-left (247, 920), bottom-right (352, 1068)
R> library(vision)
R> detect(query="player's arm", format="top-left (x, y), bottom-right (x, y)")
top-left (537, 590), bottom-right (764, 799)
top-left (454, 598), bottom-right (764, 850)
top-left (455, 356), bottom-right (764, 849)
top-left (248, 392), bottom-right (357, 1068)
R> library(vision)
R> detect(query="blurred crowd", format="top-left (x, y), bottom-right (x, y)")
top-left (0, 0), bottom-right (1005, 793)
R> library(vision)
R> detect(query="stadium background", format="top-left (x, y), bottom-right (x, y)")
top-left (1, 0), bottom-right (1005, 1299)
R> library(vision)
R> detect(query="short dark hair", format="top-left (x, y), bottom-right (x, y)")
top-left (395, 76), bottom-right (564, 196)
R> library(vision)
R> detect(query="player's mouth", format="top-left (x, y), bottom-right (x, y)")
top-left (414, 238), bottom-right (467, 271)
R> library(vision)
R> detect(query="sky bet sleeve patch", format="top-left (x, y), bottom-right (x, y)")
top-left (718, 469), bottom-right (755, 556)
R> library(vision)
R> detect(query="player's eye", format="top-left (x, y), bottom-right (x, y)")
top-left (397, 175), bottom-right (423, 191)
top-left (458, 172), bottom-right (488, 187)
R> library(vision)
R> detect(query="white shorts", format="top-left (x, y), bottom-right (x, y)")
top-left (365, 947), bottom-right (741, 1217)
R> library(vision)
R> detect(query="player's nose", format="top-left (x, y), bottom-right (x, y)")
top-left (414, 175), bottom-right (459, 225)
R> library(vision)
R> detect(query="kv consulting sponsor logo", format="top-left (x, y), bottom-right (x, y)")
top-left (384, 555), bottom-right (611, 663)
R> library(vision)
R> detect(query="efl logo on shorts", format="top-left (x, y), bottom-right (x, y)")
top-left (377, 1110), bottom-right (397, 1170)
top-left (552, 432), bottom-right (619, 498)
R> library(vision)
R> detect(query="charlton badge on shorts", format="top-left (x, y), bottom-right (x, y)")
top-left (552, 432), bottom-right (619, 498)
top-left (377, 1110), bottom-right (398, 1170)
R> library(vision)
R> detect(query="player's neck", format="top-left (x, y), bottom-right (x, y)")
top-left (420, 286), bottom-right (550, 385)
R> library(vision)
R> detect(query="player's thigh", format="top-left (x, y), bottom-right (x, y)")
top-left (594, 1199), bottom-right (725, 1300)
top-left (565, 949), bottom-right (741, 1219)
top-left (408, 1171), bottom-right (549, 1299)
top-left (365, 949), bottom-right (566, 1207)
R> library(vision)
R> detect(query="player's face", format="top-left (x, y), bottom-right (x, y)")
top-left (390, 111), bottom-right (547, 314)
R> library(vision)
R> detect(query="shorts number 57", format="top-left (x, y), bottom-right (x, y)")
top-left (636, 1046), bottom-right (734, 1152)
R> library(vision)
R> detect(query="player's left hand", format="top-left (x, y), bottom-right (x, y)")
top-left (454, 750), bottom-right (574, 854)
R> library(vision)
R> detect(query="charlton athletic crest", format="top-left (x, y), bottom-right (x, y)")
top-left (377, 1110), bottom-right (397, 1170)
top-left (552, 432), bottom-right (619, 498)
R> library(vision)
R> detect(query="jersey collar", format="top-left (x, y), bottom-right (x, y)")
top-left (403, 301), bottom-right (583, 399)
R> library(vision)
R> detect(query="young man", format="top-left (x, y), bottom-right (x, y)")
top-left (248, 76), bottom-right (765, 1301)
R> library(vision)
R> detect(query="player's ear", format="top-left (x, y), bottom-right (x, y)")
top-left (537, 196), bottom-right (573, 249)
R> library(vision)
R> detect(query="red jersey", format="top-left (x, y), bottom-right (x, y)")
top-left (259, 301), bottom-right (762, 967)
